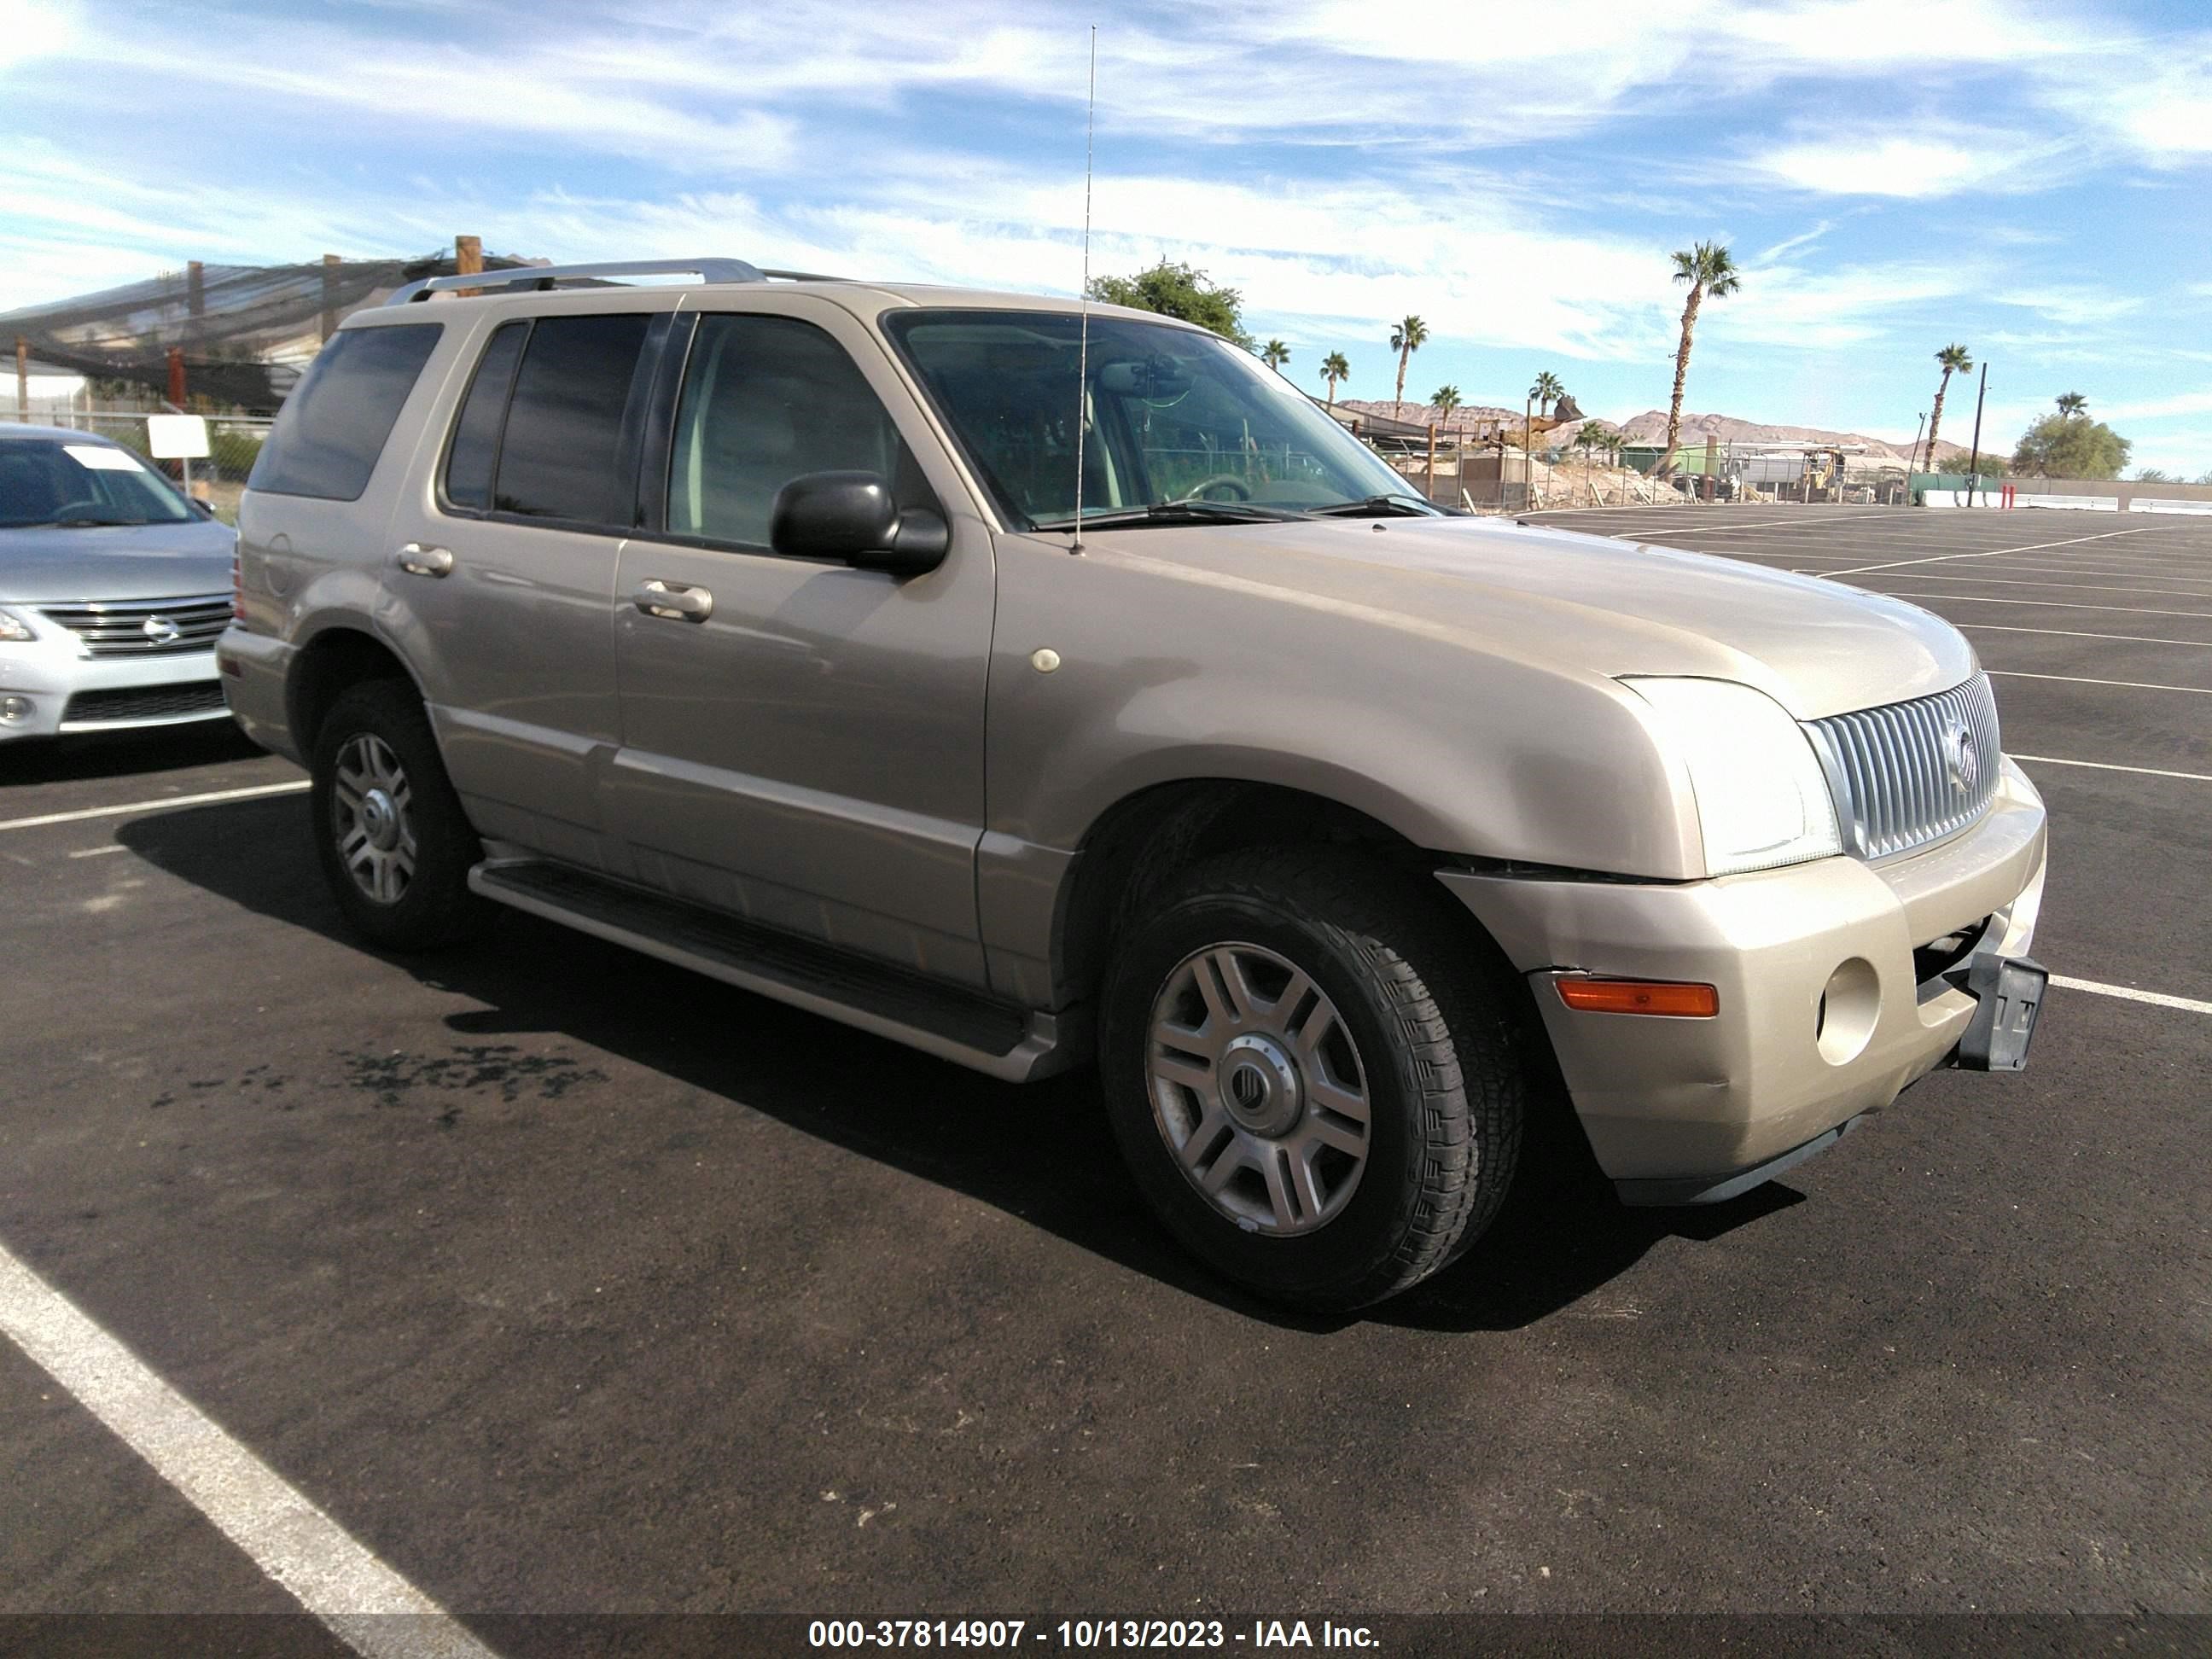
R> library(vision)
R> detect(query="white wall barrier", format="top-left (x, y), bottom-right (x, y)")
top-left (1923, 485), bottom-right (2203, 512)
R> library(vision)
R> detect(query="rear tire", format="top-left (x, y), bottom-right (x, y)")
top-left (310, 679), bottom-right (488, 950)
top-left (1100, 847), bottom-right (1524, 1310)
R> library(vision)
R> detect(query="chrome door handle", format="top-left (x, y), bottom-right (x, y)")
top-left (395, 543), bottom-right (454, 578)
top-left (633, 579), bottom-right (713, 622)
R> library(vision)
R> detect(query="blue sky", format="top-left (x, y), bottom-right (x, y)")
top-left (3, 0), bottom-right (2209, 469)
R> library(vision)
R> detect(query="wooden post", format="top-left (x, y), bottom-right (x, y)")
top-left (166, 346), bottom-right (187, 409)
top-left (15, 335), bottom-right (26, 423)
top-left (1425, 422), bottom-right (1437, 501)
top-left (455, 234), bottom-right (483, 298)
top-left (321, 253), bottom-right (343, 341)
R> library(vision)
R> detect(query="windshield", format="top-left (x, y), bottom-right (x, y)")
top-left (884, 309), bottom-right (1425, 528)
top-left (0, 437), bottom-right (195, 527)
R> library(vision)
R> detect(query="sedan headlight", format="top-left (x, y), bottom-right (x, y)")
top-left (0, 608), bottom-right (36, 643)
top-left (1623, 677), bottom-right (1842, 876)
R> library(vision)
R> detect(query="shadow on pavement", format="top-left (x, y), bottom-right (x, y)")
top-left (0, 721), bottom-right (264, 789)
top-left (120, 795), bottom-right (1799, 1334)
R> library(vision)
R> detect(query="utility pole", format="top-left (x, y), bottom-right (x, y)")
top-left (14, 335), bottom-right (26, 423)
top-left (1903, 412), bottom-right (1925, 506)
top-left (1424, 421), bottom-right (1437, 503)
top-left (1964, 363), bottom-right (1989, 507)
top-left (1522, 396), bottom-right (1533, 510)
top-left (455, 234), bottom-right (483, 299)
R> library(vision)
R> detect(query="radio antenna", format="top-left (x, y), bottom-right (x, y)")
top-left (1070, 24), bottom-right (1097, 554)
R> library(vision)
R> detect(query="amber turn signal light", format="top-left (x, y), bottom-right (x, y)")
top-left (1555, 977), bottom-right (1720, 1017)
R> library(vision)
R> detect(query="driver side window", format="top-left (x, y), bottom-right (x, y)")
top-left (667, 314), bottom-right (919, 550)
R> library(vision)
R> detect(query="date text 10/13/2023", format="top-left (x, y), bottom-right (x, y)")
top-left (806, 1619), bottom-right (1381, 1649)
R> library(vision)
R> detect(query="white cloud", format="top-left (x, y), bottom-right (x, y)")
top-left (0, 0), bottom-right (72, 69)
top-left (1994, 287), bottom-right (2145, 327)
top-left (2034, 41), bottom-right (2212, 165)
top-left (1749, 131), bottom-right (2052, 198)
top-left (2103, 391), bottom-right (2212, 422)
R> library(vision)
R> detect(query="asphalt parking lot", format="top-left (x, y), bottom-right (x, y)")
top-left (1, 505), bottom-right (2206, 1652)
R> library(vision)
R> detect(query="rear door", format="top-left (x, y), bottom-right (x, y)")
top-left (383, 296), bottom-right (676, 870)
top-left (603, 296), bottom-right (998, 987)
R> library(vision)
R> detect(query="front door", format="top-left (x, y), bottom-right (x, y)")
top-left (603, 299), bottom-right (996, 987)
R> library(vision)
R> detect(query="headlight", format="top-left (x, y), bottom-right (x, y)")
top-left (0, 608), bottom-right (36, 643)
top-left (1623, 677), bottom-right (1841, 876)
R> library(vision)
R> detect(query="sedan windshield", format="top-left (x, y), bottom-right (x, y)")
top-left (884, 310), bottom-right (1431, 529)
top-left (0, 438), bottom-right (195, 528)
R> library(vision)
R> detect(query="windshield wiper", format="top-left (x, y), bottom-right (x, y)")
top-left (1032, 500), bottom-right (1313, 532)
top-left (1306, 494), bottom-right (1441, 519)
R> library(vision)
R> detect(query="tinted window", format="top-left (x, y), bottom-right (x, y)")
top-left (667, 314), bottom-right (910, 549)
top-left (0, 438), bottom-right (193, 527)
top-left (494, 314), bottom-right (651, 525)
top-left (442, 321), bottom-right (527, 512)
top-left (250, 323), bottom-right (441, 501)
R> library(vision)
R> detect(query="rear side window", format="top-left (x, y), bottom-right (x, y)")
top-left (250, 323), bottom-right (441, 501)
top-left (442, 321), bottom-right (527, 512)
top-left (492, 314), bottom-right (652, 525)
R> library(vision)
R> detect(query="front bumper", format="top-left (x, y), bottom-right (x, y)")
top-left (0, 642), bottom-right (230, 740)
top-left (1440, 757), bottom-right (2048, 1196)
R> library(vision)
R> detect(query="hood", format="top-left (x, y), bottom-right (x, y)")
top-left (1099, 515), bottom-right (1972, 720)
top-left (0, 517), bottom-right (237, 605)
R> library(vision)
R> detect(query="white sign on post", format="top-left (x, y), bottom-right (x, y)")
top-left (146, 414), bottom-right (211, 459)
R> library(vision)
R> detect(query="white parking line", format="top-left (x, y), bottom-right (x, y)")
top-left (0, 779), bottom-right (308, 833)
top-left (1829, 573), bottom-right (2212, 598)
top-left (1583, 511), bottom-right (1903, 539)
top-left (1824, 527), bottom-right (2159, 577)
top-left (0, 1242), bottom-right (498, 1659)
top-left (2053, 975), bottom-right (2212, 1017)
top-left (1959, 624), bottom-right (2212, 648)
top-left (1849, 591), bottom-right (2212, 620)
top-left (2014, 754), bottom-right (2212, 782)
top-left (1988, 669), bottom-right (2212, 696)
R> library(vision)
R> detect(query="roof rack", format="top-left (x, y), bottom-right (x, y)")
top-left (386, 258), bottom-right (767, 306)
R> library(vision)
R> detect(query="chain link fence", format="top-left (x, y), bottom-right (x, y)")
top-left (28, 407), bottom-right (271, 523)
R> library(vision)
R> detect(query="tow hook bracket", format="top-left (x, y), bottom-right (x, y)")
top-left (1954, 953), bottom-right (2047, 1073)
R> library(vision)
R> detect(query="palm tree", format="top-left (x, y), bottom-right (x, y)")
top-left (1319, 351), bottom-right (1350, 405)
top-left (1389, 316), bottom-right (1429, 407)
top-left (1575, 419), bottom-right (1609, 463)
top-left (1529, 370), bottom-right (1565, 420)
top-left (1924, 344), bottom-right (1972, 466)
top-left (2056, 391), bottom-right (2087, 417)
top-left (1260, 339), bottom-right (1290, 374)
top-left (1659, 241), bottom-right (1742, 476)
top-left (1431, 385), bottom-right (1462, 422)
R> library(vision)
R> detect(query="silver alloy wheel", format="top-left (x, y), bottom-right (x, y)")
top-left (1145, 941), bottom-right (1371, 1235)
top-left (331, 732), bottom-right (417, 905)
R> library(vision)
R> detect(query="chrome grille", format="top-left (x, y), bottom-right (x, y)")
top-left (1808, 673), bottom-right (2002, 860)
top-left (36, 594), bottom-right (232, 657)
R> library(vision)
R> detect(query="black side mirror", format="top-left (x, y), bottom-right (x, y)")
top-left (770, 471), bottom-right (950, 576)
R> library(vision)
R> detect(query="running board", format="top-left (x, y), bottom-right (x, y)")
top-left (469, 859), bottom-right (1070, 1083)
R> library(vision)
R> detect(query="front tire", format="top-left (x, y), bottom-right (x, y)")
top-left (1100, 847), bottom-right (1524, 1310)
top-left (310, 679), bottom-right (488, 950)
